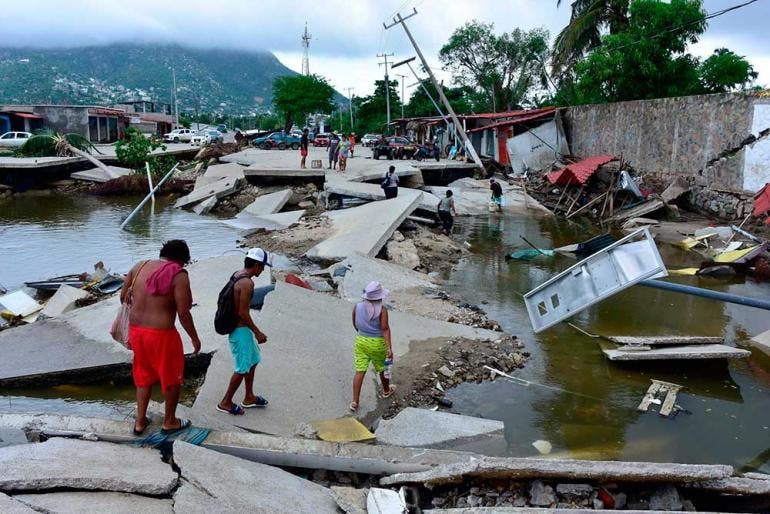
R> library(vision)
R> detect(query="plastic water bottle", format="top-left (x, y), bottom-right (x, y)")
top-left (383, 358), bottom-right (393, 380)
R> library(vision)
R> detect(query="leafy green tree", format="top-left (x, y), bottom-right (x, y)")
top-left (699, 48), bottom-right (758, 93)
top-left (273, 74), bottom-right (334, 133)
top-left (347, 80), bottom-right (401, 135)
top-left (115, 126), bottom-right (168, 175)
top-left (566, 0), bottom-right (756, 104)
top-left (439, 21), bottom-right (550, 112)
top-left (552, 0), bottom-right (630, 77)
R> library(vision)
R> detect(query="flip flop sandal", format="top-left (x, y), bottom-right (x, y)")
top-left (242, 396), bottom-right (268, 408)
top-left (382, 385), bottom-right (397, 399)
top-left (160, 418), bottom-right (191, 435)
top-left (350, 402), bottom-right (359, 412)
top-left (133, 416), bottom-right (151, 436)
top-left (216, 403), bottom-right (245, 416)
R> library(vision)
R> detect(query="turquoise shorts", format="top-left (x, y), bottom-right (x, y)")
top-left (228, 327), bottom-right (261, 374)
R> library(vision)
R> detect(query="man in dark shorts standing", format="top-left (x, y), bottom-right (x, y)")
top-left (217, 248), bottom-right (271, 415)
top-left (121, 240), bottom-right (201, 435)
top-left (300, 128), bottom-right (309, 169)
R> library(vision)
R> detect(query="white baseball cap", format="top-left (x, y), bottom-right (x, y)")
top-left (246, 247), bottom-right (272, 267)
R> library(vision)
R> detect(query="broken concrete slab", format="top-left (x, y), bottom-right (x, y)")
top-left (0, 493), bottom-right (35, 514)
top-left (172, 441), bottom-right (339, 514)
top-left (192, 195), bottom-right (218, 215)
top-left (374, 408), bottom-right (504, 447)
top-left (607, 199), bottom-right (666, 223)
top-left (336, 252), bottom-right (435, 302)
top-left (220, 209), bottom-right (305, 234)
top-left (70, 166), bottom-right (131, 183)
top-left (367, 488), bottom-right (406, 513)
top-left (606, 336), bottom-right (724, 346)
top-left (306, 193), bottom-right (422, 261)
top-left (661, 176), bottom-right (690, 203)
top-left (331, 486), bottom-right (368, 514)
top-left (750, 328), bottom-right (770, 355)
top-left (39, 284), bottom-right (89, 318)
top-left (194, 162), bottom-right (246, 189)
top-left (603, 344), bottom-right (750, 361)
top-left (14, 492), bottom-right (174, 514)
top-left (244, 168), bottom-right (326, 180)
top-left (0, 438), bottom-right (177, 495)
top-left (325, 178), bottom-right (440, 212)
top-left (192, 282), bottom-right (499, 435)
top-left (242, 189), bottom-right (292, 216)
top-left (0, 429), bottom-right (28, 449)
top-left (219, 148), bottom-right (263, 166)
top-left (379, 455), bottom-right (733, 487)
top-left (174, 176), bottom-right (240, 209)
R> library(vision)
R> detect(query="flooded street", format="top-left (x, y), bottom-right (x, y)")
top-left (446, 215), bottom-right (770, 473)
top-left (3, 196), bottom-right (770, 474)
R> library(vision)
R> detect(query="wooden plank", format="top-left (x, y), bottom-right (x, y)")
top-left (566, 191), bottom-right (608, 219)
top-left (637, 381), bottom-right (663, 412)
top-left (564, 185), bottom-right (585, 216)
top-left (659, 386), bottom-right (681, 417)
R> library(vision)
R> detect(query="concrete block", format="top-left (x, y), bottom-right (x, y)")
top-left (70, 166), bottom-right (131, 183)
top-left (336, 253), bottom-right (434, 302)
top-left (172, 441), bottom-right (339, 514)
top-left (194, 162), bottom-right (246, 189)
top-left (220, 210), bottom-right (305, 234)
top-left (242, 189), bottom-right (292, 216)
top-left (331, 486), bottom-right (368, 514)
top-left (0, 438), bottom-right (177, 495)
top-left (374, 408), bottom-right (504, 447)
top-left (603, 344), bottom-right (751, 361)
top-left (14, 492), bottom-right (173, 514)
top-left (244, 168), bottom-right (326, 180)
top-left (367, 488), bottom-right (406, 514)
top-left (325, 179), bottom-right (439, 212)
top-left (191, 195), bottom-right (217, 215)
top-left (39, 284), bottom-right (89, 318)
top-left (192, 282), bottom-right (498, 436)
top-left (306, 193), bottom-right (421, 261)
top-left (0, 493), bottom-right (35, 514)
top-left (174, 176), bottom-right (239, 208)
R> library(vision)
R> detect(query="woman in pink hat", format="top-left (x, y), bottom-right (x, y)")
top-left (350, 281), bottom-right (395, 411)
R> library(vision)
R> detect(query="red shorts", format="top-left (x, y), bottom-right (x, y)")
top-left (129, 325), bottom-right (184, 391)
top-left (300, 148), bottom-right (308, 157)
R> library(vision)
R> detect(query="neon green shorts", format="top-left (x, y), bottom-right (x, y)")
top-left (354, 335), bottom-right (387, 372)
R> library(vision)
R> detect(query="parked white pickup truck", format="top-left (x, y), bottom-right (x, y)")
top-left (163, 128), bottom-right (194, 143)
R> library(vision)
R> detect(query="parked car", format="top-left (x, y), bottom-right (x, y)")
top-left (0, 131), bottom-right (32, 148)
top-left (313, 133), bottom-right (330, 147)
top-left (372, 136), bottom-right (417, 160)
top-left (252, 132), bottom-right (302, 150)
top-left (216, 124), bottom-right (228, 133)
top-left (361, 134), bottom-right (381, 147)
top-left (163, 128), bottom-right (194, 143)
top-left (190, 129), bottom-right (223, 146)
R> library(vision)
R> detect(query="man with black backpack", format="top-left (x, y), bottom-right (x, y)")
top-left (214, 248), bottom-right (272, 415)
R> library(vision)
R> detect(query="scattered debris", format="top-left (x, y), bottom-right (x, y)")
top-left (637, 379), bottom-right (683, 417)
top-left (531, 440), bottom-right (553, 455)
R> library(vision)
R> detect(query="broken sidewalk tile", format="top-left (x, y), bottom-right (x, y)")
top-left (241, 189), bottom-right (292, 216)
top-left (374, 407), bottom-right (504, 447)
top-left (523, 228), bottom-right (667, 333)
top-left (0, 493), bottom-right (36, 514)
top-left (191, 195), bottom-right (217, 215)
top-left (174, 176), bottom-right (239, 208)
top-left (309, 417), bottom-right (375, 443)
top-left (13, 492), bottom-right (173, 514)
top-left (366, 488), bottom-right (406, 514)
top-left (331, 486), bottom-right (368, 514)
top-left (220, 210), bottom-right (305, 234)
top-left (70, 166), bottom-right (131, 183)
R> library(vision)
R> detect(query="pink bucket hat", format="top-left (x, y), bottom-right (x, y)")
top-left (362, 281), bottom-right (389, 301)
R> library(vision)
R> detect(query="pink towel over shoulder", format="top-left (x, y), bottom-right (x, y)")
top-left (145, 261), bottom-right (183, 296)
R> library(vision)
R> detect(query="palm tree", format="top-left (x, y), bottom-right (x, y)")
top-left (17, 129), bottom-right (118, 178)
top-left (552, 0), bottom-right (630, 77)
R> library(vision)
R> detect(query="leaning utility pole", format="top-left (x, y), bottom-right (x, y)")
top-left (384, 9), bottom-right (483, 169)
top-left (345, 87), bottom-right (354, 130)
top-left (396, 74), bottom-right (407, 119)
top-left (377, 53), bottom-right (394, 132)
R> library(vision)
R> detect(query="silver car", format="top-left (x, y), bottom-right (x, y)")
top-left (0, 131), bottom-right (32, 148)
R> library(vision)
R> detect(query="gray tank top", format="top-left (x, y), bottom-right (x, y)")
top-left (355, 302), bottom-right (383, 337)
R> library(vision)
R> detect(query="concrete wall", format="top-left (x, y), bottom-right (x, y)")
top-left (563, 93), bottom-right (770, 193)
top-left (32, 106), bottom-right (90, 139)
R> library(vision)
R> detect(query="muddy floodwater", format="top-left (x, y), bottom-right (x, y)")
top-left (2, 195), bottom-right (769, 473)
top-left (445, 215), bottom-right (770, 474)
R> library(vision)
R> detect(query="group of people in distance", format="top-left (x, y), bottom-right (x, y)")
top-left (120, 240), bottom-right (395, 434)
top-left (298, 129), bottom-right (357, 171)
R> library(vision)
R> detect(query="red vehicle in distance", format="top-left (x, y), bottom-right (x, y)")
top-left (313, 133), bottom-right (330, 147)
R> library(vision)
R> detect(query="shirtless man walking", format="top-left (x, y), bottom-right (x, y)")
top-left (217, 247), bottom-right (271, 415)
top-left (121, 239), bottom-right (202, 435)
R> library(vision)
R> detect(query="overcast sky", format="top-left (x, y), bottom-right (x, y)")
top-left (1, 0), bottom-right (767, 101)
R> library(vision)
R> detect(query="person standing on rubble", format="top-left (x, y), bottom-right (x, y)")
top-left (437, 190), bottom-right (457, 235)
top-left (350, 281), bottom-right (395, 412)
top-left (299, 128), bottom-right (309, 169)
top-left (337, 134), bottom-right (350, 173)
top-left (328, 132), bottom-right (341, 170)
top-left (121, 239), bottom-right (201, 436)
top-left (383, 165), bottom-right (399, 199)
top-left (490, 177), bottom-right (503, 212)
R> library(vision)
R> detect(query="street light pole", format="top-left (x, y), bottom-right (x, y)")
top-left (396, 74), bottom-right (407, 119)
top-left (346, 87), bottom-right (354, 130)
top-left (377, 53), bottom-right (394, 133)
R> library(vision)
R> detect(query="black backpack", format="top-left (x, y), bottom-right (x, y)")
top-left (214, 273), bottom-right (245, 335)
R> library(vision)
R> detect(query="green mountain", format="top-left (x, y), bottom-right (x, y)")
top-left (0, 43), bottom-right (344, 115)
